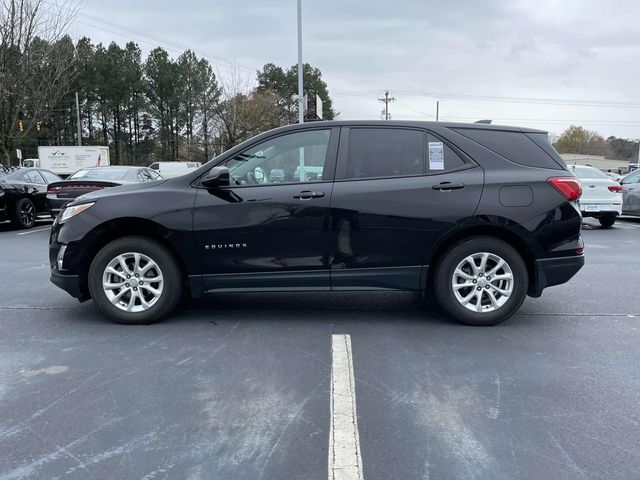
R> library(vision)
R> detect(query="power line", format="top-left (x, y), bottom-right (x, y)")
top-left (77, 12), bottom-right (258, 74)
top-left (334, 89), bottom-right (640, 109)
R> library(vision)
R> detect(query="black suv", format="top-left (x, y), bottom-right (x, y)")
top-left (49, 121), bottom-right (584, 325)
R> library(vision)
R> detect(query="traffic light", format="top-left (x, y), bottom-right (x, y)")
top-left (18, 120), bottom-right (23, 132)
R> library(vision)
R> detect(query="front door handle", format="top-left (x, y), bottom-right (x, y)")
top-left (432, 182), bottom-right (465, 191)
top-left (293, 191), bottom-right (325, 200)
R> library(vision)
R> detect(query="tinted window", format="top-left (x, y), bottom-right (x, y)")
top-left (427, 134), bottom-right (466, 172)
top-left (526, 133), bottom-right (567, 169)
top-left (224, 129), bottom-right (331, 185)
top-left (344, 128), bottom-right (425, 179)
top-left (40, 170), bottom-right (61, 183)
top-left (149, 163), bottom-right (159, 170)
top-left (454, 128), bottom-right (563, 170)
top-left (24, 170), bottom-right (45, 184)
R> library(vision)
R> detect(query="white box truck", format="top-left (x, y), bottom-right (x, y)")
top-left (37, 146), bottom-right (110, 177)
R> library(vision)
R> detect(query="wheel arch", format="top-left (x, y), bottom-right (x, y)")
top-left (426, 224), bottom-right (537, 296)
top-left (77, 217), bottom-right (189, 298)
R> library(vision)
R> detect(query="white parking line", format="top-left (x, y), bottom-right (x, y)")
top-left (17, 226), bottom-right (51, 235)
top-left (329, 334), bottom-right (364, 480)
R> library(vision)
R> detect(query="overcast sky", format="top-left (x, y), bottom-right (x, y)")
top-left (69, 0), bottom-right (640, 139)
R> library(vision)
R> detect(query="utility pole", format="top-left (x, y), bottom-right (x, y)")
top-left (75, 92), bottom-right (82, 146)
top-left (378, 90), bottom-right (395, 120)
top-left (436, 100), bottom-right (439, 122)
top-left (297, 0), bottom-right (304, 124)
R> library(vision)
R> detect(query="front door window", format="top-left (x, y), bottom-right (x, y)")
top-left (224, 129), bottom-right (331, 185)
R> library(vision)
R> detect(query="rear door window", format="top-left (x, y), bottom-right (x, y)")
top-left (340, 128), bottom-right (425, 179)
top-left (24, 170), bottom-right (45, 184)
top-left (426, 133), bottom-right (466, 173)
top-left (338, 128), bottom-right (468, 180)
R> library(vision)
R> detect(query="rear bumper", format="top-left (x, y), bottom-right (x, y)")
top-left (579, 202), bottom-right (622, 217)
top-left (530, 254), bottom-right (585, 297)
top-left (46, 196), bottom-right (70, 217)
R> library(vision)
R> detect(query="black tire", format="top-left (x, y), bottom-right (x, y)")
top-left (11, 198), bottom-right (36, 229)
top-left (433, 236), bottom-right (528, 326)
top-left (88, 236), bottom-right (182, 325)
top-left (598, 215), bottom-right (616, 228)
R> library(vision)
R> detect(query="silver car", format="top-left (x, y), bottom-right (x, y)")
top-left (621, 169), bottom-right (640, 216)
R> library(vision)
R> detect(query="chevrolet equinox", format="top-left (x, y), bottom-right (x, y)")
top-left (49, 121), bottom-right (585, 325)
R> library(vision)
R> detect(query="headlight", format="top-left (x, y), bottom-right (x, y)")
top-left (59, 202), bottom-right (95, 223)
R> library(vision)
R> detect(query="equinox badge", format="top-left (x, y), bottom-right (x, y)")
top-left (204, 243), bottom-right (248, 250)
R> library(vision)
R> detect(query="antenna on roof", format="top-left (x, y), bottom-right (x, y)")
top-left (475, 119), bottom-right (492, 124)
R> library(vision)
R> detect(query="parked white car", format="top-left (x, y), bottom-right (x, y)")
top-left (148, 161), bottom-right (201, 178)
top-left (569, 165), bottom-right (622, 228)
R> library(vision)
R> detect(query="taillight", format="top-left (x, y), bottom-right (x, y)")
top-left (48, 185), bottom-right (63, 194)
top-left (608, 185), bottom-right (622, 192)
top-left (548, 177), bottom-right (582, 201)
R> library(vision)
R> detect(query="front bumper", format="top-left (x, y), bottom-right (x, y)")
top-left (50, 270), bottom-right (87, 300)
top-left (530, 254), bottom-right (585, 297)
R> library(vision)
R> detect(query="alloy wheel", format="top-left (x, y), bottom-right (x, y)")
top-left (20, 201), bottom-right (35, 227)
top-left (451, 252), bottom-right (514, 313)
top-left (102, 252), bottom-right (164, 313)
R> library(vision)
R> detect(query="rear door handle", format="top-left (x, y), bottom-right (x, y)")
top-left (432, 182), bottom-right (465, 191)
top-left (293, 190), bottom-right (325, 200)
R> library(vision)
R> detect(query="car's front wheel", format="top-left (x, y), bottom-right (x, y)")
top-left (433, 236), bottom-right (528, 326)
top-left (88, 236), bottom-right (182, 324)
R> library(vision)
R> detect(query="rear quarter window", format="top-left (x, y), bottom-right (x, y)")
top-left (453, 128), bottom-right (564, 170)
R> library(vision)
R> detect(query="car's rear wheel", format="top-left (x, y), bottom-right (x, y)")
top-left (433, 236), bottom-right (528, 326)
top-left (88, 236), bottom-right (182, 325)
top-left (598, 215), bottom-right (616, 228)
top-left (11, 198), bottom-right (36, 229)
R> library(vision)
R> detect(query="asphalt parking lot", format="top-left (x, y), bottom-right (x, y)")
top-left (1, 218), bottom-right (640, 480)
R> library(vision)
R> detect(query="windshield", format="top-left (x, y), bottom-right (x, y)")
top-left (71, 168), bottom-right (132, 181)
top-left (571, 166), bottom-right (609, 179)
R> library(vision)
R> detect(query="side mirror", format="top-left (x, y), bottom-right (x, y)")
top-left (201, 166), bottom-right (230, 189)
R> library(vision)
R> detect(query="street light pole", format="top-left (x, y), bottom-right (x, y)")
top-left (297, 0), bottom-right (304, 124)
top-left (296, 0), bottom-right (305, 181)
top-left (75, 91), bottom-right (82, 146)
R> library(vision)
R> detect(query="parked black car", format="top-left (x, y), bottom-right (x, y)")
top-left (49, 121), bottom-right (584, 325)
top-left (0, 168), bottom-right (62, 228)
top-left (47, 166), bottom-right (163, 217)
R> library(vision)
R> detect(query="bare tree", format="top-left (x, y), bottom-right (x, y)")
top-left (213, 65), bottom-right (283, 151)
top-left (0, 0), bottom-right (79, 166)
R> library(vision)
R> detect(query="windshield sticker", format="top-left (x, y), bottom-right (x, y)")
top-left (429, 142), bottom-right (445, 170)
